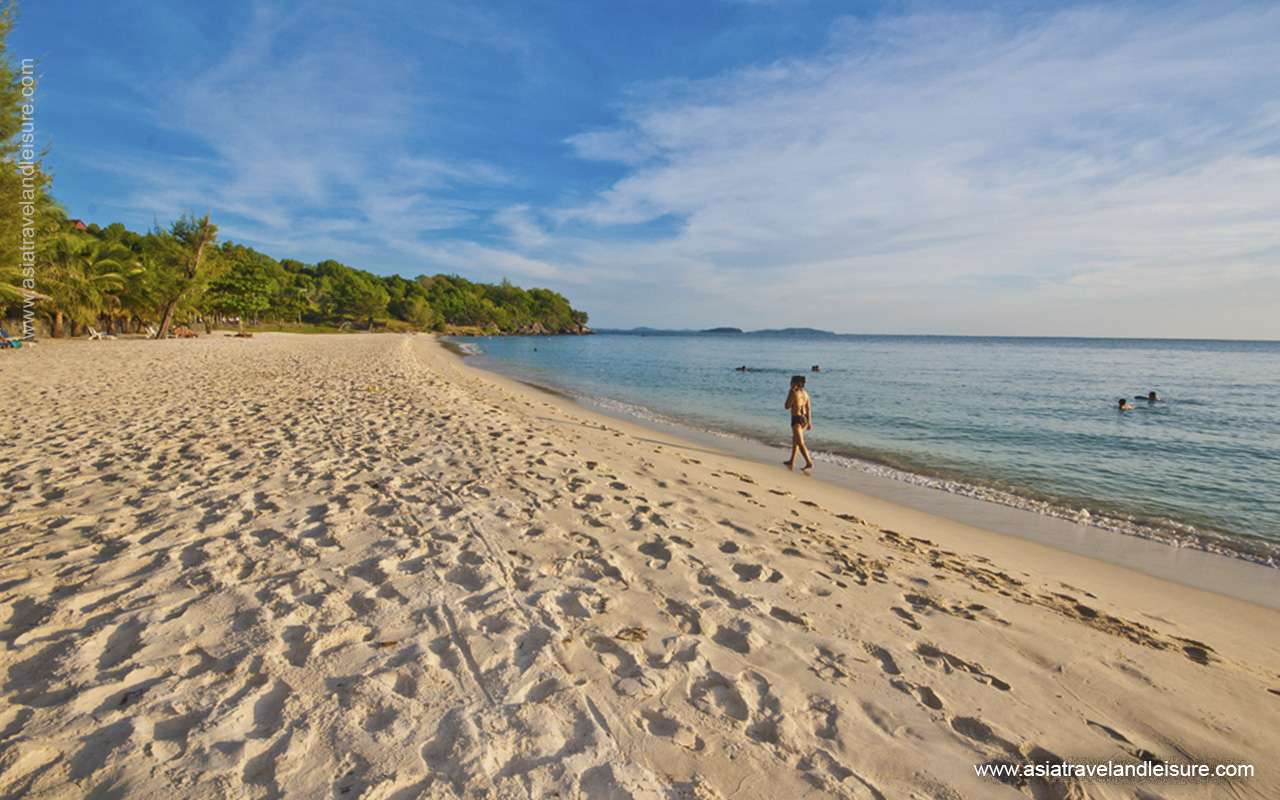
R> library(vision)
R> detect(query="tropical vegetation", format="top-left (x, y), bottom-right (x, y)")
top-left (0, 2), bottom-right (587, 339)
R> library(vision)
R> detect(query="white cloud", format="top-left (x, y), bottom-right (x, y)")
top-left (101, 1), bottom-right (558, 282)
top-left (542, 4), bottom-right (1280, 337)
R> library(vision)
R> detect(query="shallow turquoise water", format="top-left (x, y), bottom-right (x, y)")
top-left (455, 332), bottom-right (1280, 564)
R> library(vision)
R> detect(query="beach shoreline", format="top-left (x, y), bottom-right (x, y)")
top-left (454, 342), bottom-right (1280, 609)
top-left (2, 333), bottom-right (1278, 798)
top-left (452, 332), bottom-right (1280, 574)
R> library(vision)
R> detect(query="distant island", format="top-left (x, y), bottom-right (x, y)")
top-left (752, 327), bottom-right (838, 337)
top-left (600, 326), bottom-right (837, 337)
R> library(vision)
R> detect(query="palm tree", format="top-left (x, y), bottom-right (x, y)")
top-left (0, 263), bottom-right (23, 307)
top-left (117, 251), bottom-right (158, 333)
top-left (39, 233), bottom-right (137, 337)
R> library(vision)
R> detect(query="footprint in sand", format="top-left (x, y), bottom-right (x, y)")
top-left (637, 710), bottom-right (703, 750)
top-left (739, 671), bottom-right (785, 744)
top-left (891, 678), bottom-right (945, 711)
top-left (863, 642), bottom-right (900, 676)
top-left (96, 617), bottom-right (145, 672)
top-left (890, 606), bottom-right (922, 630)
top-left (812, 646), bottom-right (854, 684)
top-left (588, 637), bottom-right (658, 697)
top-left (712, 619), bottom-right (757, 655)
top-left (807, 696), bottom-right (839, 740)
top-left (662, 598), bottom-right (703, 635)
top-left (732, 563), bottom-right (763, 582)
top-left (949, 715), bottom-right (1019, 752)
top-left (769, 607), bottom-right (810, 628)
top-left (554, 588), bottom-right (604, 620)
top-left (795, 749), bottom-right (878, 796)
top-left (697, 570), bottom-right (754, 610)
top-left (690, 671), bottom-right (750, 721)
top-left (444, 564), bottom-right (489, 593)
top-left (914, 642), bottom-right (1010, 691)
top-left (1086, 719), bottom-right (1164, 763)
top-left (638, 537), bottom-right (673, 568)
top-left (731, 563), bottom-right (783, 583)
top-left (280, 625), bottom-right (313, 668)
top-left (391, 671), bottom-right (418, 699)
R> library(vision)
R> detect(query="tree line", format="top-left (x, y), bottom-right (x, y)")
top-left (0, 4), bottom-right (588, 339)
top-left (12, 215), bottom-right (589, 338)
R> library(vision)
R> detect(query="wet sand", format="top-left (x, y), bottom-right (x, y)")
top-left (561, 406), bottom-right (1280, 610)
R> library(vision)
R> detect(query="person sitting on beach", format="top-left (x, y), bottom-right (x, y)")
top-left (784, 375), bottom-right (814, 470)
top-left (1118, 398), bottom-right (1134, 411)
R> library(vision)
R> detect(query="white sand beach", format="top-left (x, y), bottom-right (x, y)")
top-left (1, 333), bottom-right (1278, 799)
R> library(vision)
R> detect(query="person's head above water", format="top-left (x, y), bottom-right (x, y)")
top-left (1148, 391), bottom-right (1159, 401)
top-left (790, 375), bottom-right (806, 390)
top-left (1118, 398), bottom-right (1133, 409)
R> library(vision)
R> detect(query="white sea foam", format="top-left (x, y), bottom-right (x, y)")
top-left (809, 450), bottom-right (1276, 567)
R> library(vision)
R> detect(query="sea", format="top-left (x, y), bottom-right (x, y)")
top-left (451, 331), bottom-right (1280, 567)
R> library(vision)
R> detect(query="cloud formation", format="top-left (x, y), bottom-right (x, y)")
top-left (543, 4), bottom-right (1280, 336)
top-left (96, 2), bottom-right (549, 280)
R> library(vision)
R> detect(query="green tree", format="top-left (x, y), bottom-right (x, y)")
top-left (206, 262), bottom-right (273, 332)
top-left (402, 295), bottom-right (441, 329)
top-left (38, 232), bottom-right (136, 336)
top-left (327, 269), bottom-right (388, 329)
top-left (150, 214), bottom-right (219, 338)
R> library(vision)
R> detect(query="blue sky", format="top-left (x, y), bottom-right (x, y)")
top-left (13, 1), bottom-right (1280, 337)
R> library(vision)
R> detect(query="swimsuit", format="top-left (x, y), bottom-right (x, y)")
top-left (791, 415), bottom-right (806, 427)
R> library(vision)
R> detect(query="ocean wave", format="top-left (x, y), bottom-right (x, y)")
top-left (581, 394), bottom-right (684, 427)
top-left (809, 450), bottom-right (1279, 568)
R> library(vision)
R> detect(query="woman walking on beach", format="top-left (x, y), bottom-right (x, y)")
top-left (784, 375), bottom-right (814, 471)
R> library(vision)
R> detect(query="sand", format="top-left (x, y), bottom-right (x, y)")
top-left (1, 332), bottom-right (1277, 799)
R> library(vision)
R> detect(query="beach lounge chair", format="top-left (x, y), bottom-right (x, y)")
top-left (0, 327), bottom-right (31, 347)
top-left (88, 326), bottom-right (116, 340)
top-left (145, 325), bottom-right (158, 338)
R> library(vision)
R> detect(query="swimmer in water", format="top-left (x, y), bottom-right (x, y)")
top-left (1118, 398), bottom-right (1134, 411)
top-left (1144, 391), bottom-right (1159, 402)
top-left (784, 375), bottom-right (814, 470)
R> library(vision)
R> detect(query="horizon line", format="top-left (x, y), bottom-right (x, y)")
top-left (590, 327), bottom-right (1280, 345)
